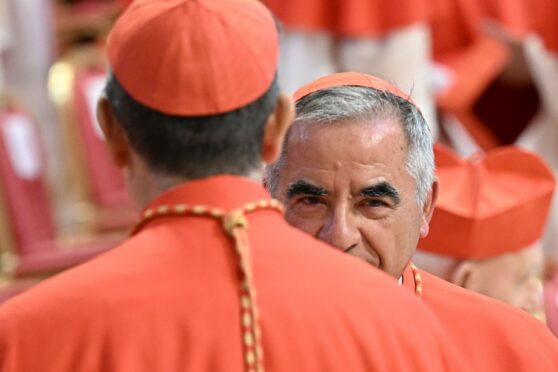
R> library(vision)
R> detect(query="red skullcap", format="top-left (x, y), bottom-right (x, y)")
top-left (419, 144), bottom-right (556, 259)
top-left (107, 0), bottom-right (278, 116)
top-left (293, 72), bottom-right (418, 108)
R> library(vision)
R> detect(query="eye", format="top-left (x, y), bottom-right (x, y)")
top-left (360, 198), bottom-right (390, 208)
top-left (289, 195), bottom-right (327, 216)
top-left (298, 196), bottom-right (323, 206)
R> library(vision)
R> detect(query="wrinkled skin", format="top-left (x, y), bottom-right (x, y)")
top-left (460, 243), bottom-right (544, 316)
top-left (274, 120), bottom-right (435, 278)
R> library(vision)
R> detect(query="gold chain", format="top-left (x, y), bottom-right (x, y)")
top-left (410, 262), bottom-right (423, 298)
top-left (131, 199), bottom-right (284, 372)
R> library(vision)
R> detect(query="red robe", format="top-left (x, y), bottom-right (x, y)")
top-left (0, 176), bottom-right (454, 371)
top-left (432, 0), bottom-right (543, 149)
top-left (403, 265), bottom-right (558, 370)
top-left (264, 0), bottom-right (427, 37)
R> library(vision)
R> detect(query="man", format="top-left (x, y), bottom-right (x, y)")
top-left (0, 2), bottom-right (457, 372)
top-left (266, 72), bottom-right (558, 370)
top-left (415, 144), bottom-right (555, 319)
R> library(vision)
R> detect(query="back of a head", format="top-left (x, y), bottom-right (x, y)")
top-left (104, 0), bottom-right (280, 179)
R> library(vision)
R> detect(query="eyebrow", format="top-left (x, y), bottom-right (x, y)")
top-left (286, 180), bottom-right (328, 199)
top-left (359, 182), bottom-right (401, 205)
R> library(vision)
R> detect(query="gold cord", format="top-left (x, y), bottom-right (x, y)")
top-left (131, 199), bottom-right (284, 372)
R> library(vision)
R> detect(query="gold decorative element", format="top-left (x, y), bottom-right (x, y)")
top-left (143, 209), bottom-right (154, 218)
top-left (240, 295), bottom-right (252, 309)
top-left (131, 198), bottom-right (284, 372)
top-left (209, 208), bottom-right (225, 218)
top-left (157, 205), bottom-right (170, 214)
top-left (223, 209), bottom-right (249, 236)
top-left (410, 263), bottom-right (423, 298)
top-left (173, 204), bottom-right (188, 213)
top-left (191, 205), bottom-right (207, 215)
top-left (244, 331), bottom-right (255, 346)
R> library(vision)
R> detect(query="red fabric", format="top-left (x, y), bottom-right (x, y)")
top-left (14, 236), bottom-right (121, 278)
top-left (0, 111), bottom-right (55, 254)
top-left (294, 72), bottom-right (418, 107)
top-left (474, 0), bottom-right (558, 53)
top-left (117, 0), bottom-right (133, 9)
top-left (265, 0), bottom-right (428, 37)
top-left (430, 0), bottom-right (512, 150)
top-left (476, 0), bottom-right (532, 38)
top-left (419, 144), bottom-right (555, 259)
top-left (531, 0), bottom-right (558, 52)
top-left (107, 0), bottom-right (278, 116)
top-left (402, 265), bottom-right (558, 369)
top-left (0, 176), bottom-right (455, 371)
top-left (73, 69), bottom-right (129, 209)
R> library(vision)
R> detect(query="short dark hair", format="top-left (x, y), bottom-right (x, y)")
top-left (104, 73), bottom-right (279, 179)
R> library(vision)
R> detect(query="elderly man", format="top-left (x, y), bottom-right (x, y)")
top-left (415, 143), bottom-right (555, 320)
top-left (0, 2), bottom-right (458, 372)
top-left (266, 72), bottom-right (558, 370)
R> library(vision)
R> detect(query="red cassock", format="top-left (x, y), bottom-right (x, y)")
top-left (402, 265), bottom-right (558, 370)
top-left (264, 0), bottom-right (427, 37)
top-left (530, 0), bottom-right (558, 53)
top-left (431, 0), bottom-right (549, 149)
top-left (0, 176), bottom-right (455, 372)
top-left (478, 0), bottom-right (558, 53)
top-left (429, 0), bottom-right (512, 150)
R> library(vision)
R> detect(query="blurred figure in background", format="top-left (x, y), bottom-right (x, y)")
top-left (264, 0), bottom-right (438, 137)
top-left (430, 0), bottom-right (558, 279)
top-left (414, 144), bottom-right (555, 320)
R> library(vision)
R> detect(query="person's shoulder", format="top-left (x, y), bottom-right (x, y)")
top-left (421, 269), bottom-right (558, 346)
top-left (0, 236), bottom-right (143, 323)
top-left (257, 219), bottom-right (430, 316)
top-left (257, 217), bottom-right (397, 288)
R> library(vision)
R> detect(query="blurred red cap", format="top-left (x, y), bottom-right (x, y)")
top-left (107, 0), bottom-right (278, 116)
top-left (419, 144), bottom-right (556, 259)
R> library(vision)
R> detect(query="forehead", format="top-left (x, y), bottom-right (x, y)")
top-left (282, 119), bottom-right (408, 190)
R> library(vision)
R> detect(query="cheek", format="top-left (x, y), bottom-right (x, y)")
top-left (284, 210), bottom-right (323, 237)
top-left (359, 219), bottom-right (397, 260)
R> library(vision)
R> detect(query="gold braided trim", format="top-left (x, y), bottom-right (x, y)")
top-left (131, 199), bottom-right (284, 372)
top-left (409, 262), bottom-right (423, 298)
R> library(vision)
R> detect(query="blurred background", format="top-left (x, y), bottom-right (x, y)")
top-left (0, 0), bottom-right (556, 331)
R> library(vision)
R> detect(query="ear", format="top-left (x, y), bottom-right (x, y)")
top-left (262, 92), bottom-right (295, 164)
top-left (450, 260), bottom-right (474, 289)
top-left (97, 96), bottom-right (131, 169)
top-left (419, 179), bottom-right (438, 237)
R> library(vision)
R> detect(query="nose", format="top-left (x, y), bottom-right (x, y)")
top-left (317, 208), bottom-right (360, 252)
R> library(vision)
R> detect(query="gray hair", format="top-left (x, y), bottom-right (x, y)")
top-left (265, 85), bottom-right (435, 206)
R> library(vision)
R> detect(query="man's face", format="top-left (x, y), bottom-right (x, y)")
top-left (464, 243), bottom-right (544, 315)
top-left (274, 119), bottom-right (433, 278)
